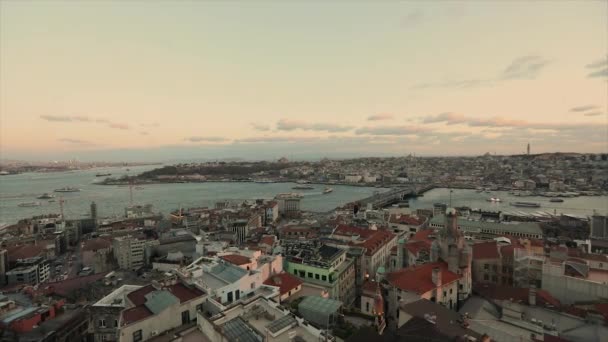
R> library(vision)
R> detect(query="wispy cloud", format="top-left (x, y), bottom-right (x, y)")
top-left (251, 123), bottom-right (271, 131)
top-left (412, 55), bottom-right (550, 89)
top-left (235, 136), bottom-right (318, 143)
top-left (108, 123), bottom-right (130, 130)
top-left (570, 105), bottom-right (598, 112)
top-left (419, 113), bottom-right (600, 131)
top-left (500, 56), bottom-right (550, 80)
top-left (583, 111), bottom-right (603, 117)
top-left (367, 114), bottom-right (394, 121)
top-left (355, 125), bottom-right (429, 136)
top-left (40, 115), bottom-right (130, 130)
top-left (58, 138), bottom-right (94, 145)
top-left (185, 136), bottom-right (229, 143)
top-left (586, 56), bottom-right (608, 78)
top-left (422, 112), bottom-right (467, 125)
top-left (401, 10), bottom-right (424, 28)
top-left (276, 119), bottom-right (353, 132)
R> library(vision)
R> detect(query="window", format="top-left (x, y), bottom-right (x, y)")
top-left (196, 304), bottom-right (203, 312)
top-left (322, 275), bottom-right (327, 281)
top-left (99, 319), bottom-right (106, 328)
top-left (366, 302), bottom-right (370, 312)
top-left (484, 274), bottom-right (489, 281)
top-left (133, 330), bottom-right (143, 342)
top-left (315, 274), bottom-right (320, 280)
top-left (251, 282), bottom-right (255, 289)
top-left (443, 291), bottom-right (447, 297)
top-left (459, 284), bottom-right (463, 290)
top-left (450, 289), bottom-right (453, 294)
top-left (299, 270), bottom-right (305, 277)
top-left (308, 272), bottom-right (313, 278)
top-left (293, 269), bottom-right (297, 275)
top-left (114, 320), bottom-right (118, 327)
top-left (484, 264), bottom-right (489, 270)
top-left (181, 310), bottom-right (190, 324)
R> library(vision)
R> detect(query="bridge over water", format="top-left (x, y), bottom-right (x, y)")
top-left (357, 183), bottom-right (437, 209)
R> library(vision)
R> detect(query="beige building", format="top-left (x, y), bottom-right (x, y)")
top-left (81, 238), bottom-right (113, 274)
top-left (112, 236), bottom-right (159, 270)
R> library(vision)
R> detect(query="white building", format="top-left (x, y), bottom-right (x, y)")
top-left (112, 236), bottom-right (159, 270)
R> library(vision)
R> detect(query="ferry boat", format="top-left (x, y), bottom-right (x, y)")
top-left (323, 187), bottom-right (333, 194)
top-left (18, 202), bottom-right (41, 207)
top-left (95, 173), bottom-right (112, 177)
top-left (486, 197), bottom-right (501, 202)
top-left (255, 179), bottom-right (275, 184)
top-left (292, 185), bottom-right (314, 190)
top-left (37, 193), bottom-right (55, 199)
top-left (550, 198), bottom-right (564, 203)
top-left (54, 187), bottom-right (80, 193)
top-left (510, 201), bottom-right (541, 208)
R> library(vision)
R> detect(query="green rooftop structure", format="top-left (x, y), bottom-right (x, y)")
top-left (298, 296), bottom-right (342, 327)
top-left (143, 290), bottom-right (180, 314)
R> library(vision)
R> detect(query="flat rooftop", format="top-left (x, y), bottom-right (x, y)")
top-left (94, 284), bottom-right (143, 307)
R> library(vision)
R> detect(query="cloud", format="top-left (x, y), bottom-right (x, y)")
top-left (108, 123), bottom-right (130, 130)
top-left (500, 56), bottom-right (550, 80)
top-left (583, 111), bottom-right (603, 117)
top-left (235, 136), bottom-right (318, 143)
top-left (588, 68), bottom-right (608, 78)
top-left (570, 105), bottom-right (598, 112)
top-left (276, 119), bottom-right (353, 132)
top-left (40, 115), bottom-right (131, 130)
top-left (251, 123), bottom-right (271, 131)
top-left (412, 55), bottom-right (550, 89)
top-left (41, 115), bottom-right (90, 122)
top-left (586, 57), bottom-right (607, 69)
top-left (367, 114), bottom-right (394, 121)
top-left (58, 138), bottom-right (94, 145)
top-left (401, 10), bottom-right (424, 28)
top-left (185, 136), bottom-right (229, 143)
top-left (422, 112), bottom-right (467, 125)
top-left (355, 125), bottom-right (430, 136)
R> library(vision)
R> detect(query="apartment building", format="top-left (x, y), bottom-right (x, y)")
top-left (112, 236), bottom-right (159, 270)
top-left (5, 256), bottom-right (50, 286)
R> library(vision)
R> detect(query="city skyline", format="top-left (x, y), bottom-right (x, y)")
top-left (1, 1), bottom-right (607, 162)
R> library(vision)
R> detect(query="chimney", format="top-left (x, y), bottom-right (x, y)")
top-left (529, 285), bottom-right (537, 306)
top-left (432, 267), bottom-right (442, 287)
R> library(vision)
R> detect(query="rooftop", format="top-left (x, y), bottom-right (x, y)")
top-left (431, 215), bottom-right (543, 236)
top-left (220, 254), bottom-right (252, 266)
top-left (263, 273), bottom-right (303, 296)
top-left (387, 262), bottom-right (460, 294)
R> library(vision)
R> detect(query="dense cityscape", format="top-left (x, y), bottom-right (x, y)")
top-left (1, 1), bottom-right (607, 342)
top-left (0, 152), bottom-right (606, 342)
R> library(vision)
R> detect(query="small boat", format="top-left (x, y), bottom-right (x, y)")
top-left (95, 173), bottom-right (112, 177)
top-left (37, 193), bottom-right (55, 199)
top-left (54, 187), bottom-right (80, 192)
top-left (292, 185), bottom-right (314, 190)
top-left (550, 198), bottom-right (564, 203)
top-left (18, 202), bottom-right (41, 207)
top-left (323, 187), bottom-right (333, 194)
top-left (510, 201), bottom-right (541, 208)
top-left (486, 197), bottom-right (501, 202)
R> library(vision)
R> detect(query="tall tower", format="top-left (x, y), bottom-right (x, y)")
top-left (90, 202), bottom-right (98, 230)
top-left (527, 143), bottom-right (530, 155)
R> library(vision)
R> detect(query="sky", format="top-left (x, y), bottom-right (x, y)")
top-left (0, 1), bottom-right (607, 162)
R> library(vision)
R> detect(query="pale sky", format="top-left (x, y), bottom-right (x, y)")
top-left (1, 1), bottom-right (607, 161)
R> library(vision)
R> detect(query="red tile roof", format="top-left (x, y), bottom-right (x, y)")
top-left (263, 273), bottom-right (303, 296)
top-left (82, 238), bottom-right (112, 252)
top-left (334, 225), bottom-right (376, 239)
top-left (474, 284), bottom-right (561, 307)
top-left (220, 254), bottom-right (251, 266)
top-left (7, 244), bottom-right (45, 262)
top-left (260, 235), bottom-right (276, 246)
top-left (45, 272), bottom-right (109, 297)
top-left (357, 229), bottom-right (395, 257)
top-left (473, 241), bottom-right (500, 259)
top-left (405, 240), bottom-right (431, 255)
top-left (127, 285), bottom-right (156, 306)
top-left (165, 283), bottom-right (205, 303)
top-left (389, 214), bottom-right (425, 226)
top-left (361, 280), bottom-right (379, 295)
top-left (122, 305), bottom-right (153, 325)
top-left (387, 262), bottom-right (460, 294)
top-left (411, 229), bottom-right (437, 244)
